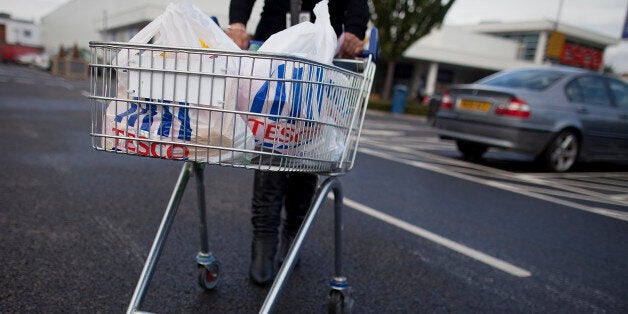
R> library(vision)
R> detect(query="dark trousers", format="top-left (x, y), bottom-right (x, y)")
top-left (251, 170), bottom-right (318, 240)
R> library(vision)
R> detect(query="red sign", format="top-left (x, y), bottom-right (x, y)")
top-left (559, 42), bottom-right (603, 70)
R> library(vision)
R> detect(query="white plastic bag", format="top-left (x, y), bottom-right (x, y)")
top-left (105, 2), bottom-right (254, 163)
top-left (257, 1), bottom-right (337, 64)
top-left (236, 0), bottom-right (347, 161)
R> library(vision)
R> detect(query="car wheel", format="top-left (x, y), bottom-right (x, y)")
top-left (541, 130), bottom-right (579, 172)
top-left (456, 141), bottom-right (487, 161)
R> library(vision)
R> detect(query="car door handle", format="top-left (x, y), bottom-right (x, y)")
top-left (577, 108), bottom-right (589, 114)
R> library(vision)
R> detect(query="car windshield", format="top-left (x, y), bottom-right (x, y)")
top-left (478, 69), bottom-right (565, 91)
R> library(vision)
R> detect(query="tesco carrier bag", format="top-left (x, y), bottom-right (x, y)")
top-left (105, 2), bottom-right (254, 162)
top-left (236, 0), bottom-right (350, 162)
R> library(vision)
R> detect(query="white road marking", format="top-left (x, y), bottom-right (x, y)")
top-left (366, 139), bottom-right (624, 202)
top-left (360, 133), bottom-right (628, 207)
top-left (358, 147), bottom-right (628, 222)
top-left (503, 182), bottom-right (628, 207)
top-left (338, 196), bottom-right (532, 278)
top-left (520, 172), bottom-right (628, 179)
top-left (570, 176), bottom-right (628, 187)
top-left (360, 129), bottom-right (405, 137)
top-left (611, 194), bottom-right (628, 201)
top-left (551, 178), bottom-right (628, 193)
top-left (44, 80), bottom-right (75, 90)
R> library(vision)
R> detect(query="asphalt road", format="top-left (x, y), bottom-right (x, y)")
top-left (1, 64), bottom-right (627, 313)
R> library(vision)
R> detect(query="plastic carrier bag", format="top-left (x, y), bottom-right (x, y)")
top-left (236, 0), bottom-right (348, 161)
top-left (105, 2), bottom-right (254, 163)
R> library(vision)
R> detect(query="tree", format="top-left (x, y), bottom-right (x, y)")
top-left (603, 65), bottom-right (615, 74)
top-left (369, 0), bottom-right (456, 99)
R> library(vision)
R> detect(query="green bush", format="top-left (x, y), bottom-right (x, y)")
top-left (404, 101), bottom-right (429, 115)
top-left (367, 97), bottom-right (392, 112)
top-left (367, 97), bottom-right (428, 116)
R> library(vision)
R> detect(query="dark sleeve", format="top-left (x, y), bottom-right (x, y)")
top-left (344, 0), bottom-right (369, 40)
top-left (229, 0), bottom-right (257, 25)
top-left (329, 0), bottom-right (369, 40)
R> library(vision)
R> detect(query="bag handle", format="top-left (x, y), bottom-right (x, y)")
top-left (115, 14), bottom-right (164, 66)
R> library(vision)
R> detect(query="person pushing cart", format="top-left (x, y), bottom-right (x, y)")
top-left (226, 0), bottom-right (370, 286)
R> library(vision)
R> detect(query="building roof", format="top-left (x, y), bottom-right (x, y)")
top-left (463, 20), bottom-right (620, 47)
top-left (403, 26), bottom-right (533, 71)
top-left (0, 14), bottom-right (37, 25)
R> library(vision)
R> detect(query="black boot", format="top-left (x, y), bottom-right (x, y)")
top-left (249, 171), bottom-right (287, 285)
top-left (249, 237), bottom-right (277, 285)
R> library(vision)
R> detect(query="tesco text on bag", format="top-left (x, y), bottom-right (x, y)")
top-left (110, 97), bottom-right (195, 160)
top-left (247, 63), bottom-right (333, 151)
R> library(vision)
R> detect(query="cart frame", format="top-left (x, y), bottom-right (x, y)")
top-left (88, 41), bottom-right (375, 313)
top-left (124, 162), bottom-right (351, 313)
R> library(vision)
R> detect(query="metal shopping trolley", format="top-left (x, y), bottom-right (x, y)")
top-left (88, 31), bottom-right (376, 313)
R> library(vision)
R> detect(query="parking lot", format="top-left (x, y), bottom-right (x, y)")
top-left (1, 64), bottom-right (627, 312)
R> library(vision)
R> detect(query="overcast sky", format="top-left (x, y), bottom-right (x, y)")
top-left (1, 0), bottom-right (627, 72)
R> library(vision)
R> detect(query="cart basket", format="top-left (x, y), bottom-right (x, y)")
top-left (89, 42), bottom-right (375, 175)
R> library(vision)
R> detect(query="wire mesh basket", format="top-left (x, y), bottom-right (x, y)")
top-left (89, 42), bottom-right (375, 175)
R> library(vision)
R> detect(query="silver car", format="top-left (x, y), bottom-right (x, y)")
top-left (435, 66), bottom-right (628, 172)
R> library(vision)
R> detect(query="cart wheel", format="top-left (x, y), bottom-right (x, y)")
top-left (198, 260), bottom-right (221, 290)
top-left (327, 289), bottom-right (354, 314)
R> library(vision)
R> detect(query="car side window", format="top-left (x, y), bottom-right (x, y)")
top-left (565, 76), bottom-right (611, 107)
top-left (565, 80), bottom-right (584, 102)
top-left (608, 78), bottom-right (628, 110)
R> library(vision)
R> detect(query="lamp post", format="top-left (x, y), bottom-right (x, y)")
top-left (555, 0), bottom-right (565, 30)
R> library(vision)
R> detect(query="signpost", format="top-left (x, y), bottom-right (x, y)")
top-left (622, 6), bottom-right (628, 39)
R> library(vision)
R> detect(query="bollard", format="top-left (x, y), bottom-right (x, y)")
top-left (391, 84), bottom-right (408, 114)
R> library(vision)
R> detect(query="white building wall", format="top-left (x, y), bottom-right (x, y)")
top-left (404, 26), bottom-right (533, 71)
top-left (403, 26), bottom-right (536, 97)
top-left (0, 17), bottom-right (42, 46)
top-left (40, 0), bottom-right (263, 54)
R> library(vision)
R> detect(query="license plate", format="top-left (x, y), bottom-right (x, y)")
top-left (458, 99), bottom-right (492, 112)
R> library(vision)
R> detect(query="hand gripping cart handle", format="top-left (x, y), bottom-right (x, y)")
top-left (88, 32), bottom-right (376, 313)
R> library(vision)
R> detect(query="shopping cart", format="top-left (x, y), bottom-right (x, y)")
top-left (88, 30), bottom-right (376, 313)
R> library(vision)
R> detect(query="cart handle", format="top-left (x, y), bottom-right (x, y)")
top-left (214, 14), bottom-right (379, 61)
top-left (358, 28), bottom-right (379, 61)
top-left (250, 27), bottom-right (379, 61)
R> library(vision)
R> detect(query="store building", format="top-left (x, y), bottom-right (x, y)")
top-left (402, 20), bottom-right (620, 99)
top-left (39, 0), bottom-right (262, 55)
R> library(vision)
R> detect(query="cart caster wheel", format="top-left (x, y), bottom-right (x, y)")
top-left (327, 289), bottom-right (354, 314)
top-left (198, 260), bottom-right (221, 290)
